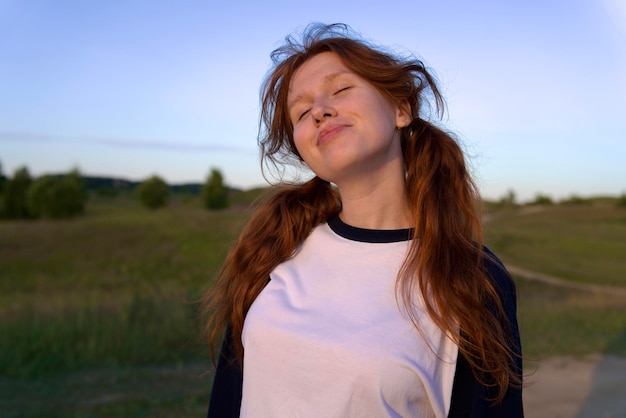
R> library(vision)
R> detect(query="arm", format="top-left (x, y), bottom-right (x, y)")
top-left (448, 248), bottom-right (524, 417)
top-left (207, 326), bottom-right (243, 418)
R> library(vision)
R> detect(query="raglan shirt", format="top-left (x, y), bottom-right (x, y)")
top-left (208, 215), bottom-right (524, 418)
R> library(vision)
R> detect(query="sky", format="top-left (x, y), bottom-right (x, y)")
top-left (1, 0), bottom-right (625, 202)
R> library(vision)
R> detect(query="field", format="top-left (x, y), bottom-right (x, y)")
top-left (483, 201), bottom-right (626, 357)
top-left (484, 202), bottom-right (626, 287)
top-left (1, 195), bottom-right (625, 417)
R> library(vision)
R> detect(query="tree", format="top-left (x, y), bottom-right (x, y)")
top-left (136, 175), bottom-right (169, 209)
top-left (560, 194), bottom-right (589, 206)
top-left (532, 193), bottom-right (553, 205)
top-left (0, 160), bottom-right (6, 194)
top-left (61, 169), bottom-right (88, 216)
top-left (2, 166), bottom-right (33, 219)
top-left (498, 189), bottom-right (517, 207)
top-left (0, 161), bottom-right (6, 213)
top-left (27, 169), bottom-right (87, 219)
top-left (27, 175), bottom-right (56, 218)
top-left (202, 168), bottom-right (229, 209)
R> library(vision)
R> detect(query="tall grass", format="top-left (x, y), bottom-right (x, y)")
top-left (0, 198), bottom-right (248, 378)
top-left (0, 288), bottom-right (200, 378)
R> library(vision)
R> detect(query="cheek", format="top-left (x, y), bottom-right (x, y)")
top-left (292, 125), bottom-right (310, 158)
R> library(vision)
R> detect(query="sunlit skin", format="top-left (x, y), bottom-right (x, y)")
top-left (288, 52), bottom-right (412, 229)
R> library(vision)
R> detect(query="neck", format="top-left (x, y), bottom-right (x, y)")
top-left (335, 166), bottom-right (412, 230)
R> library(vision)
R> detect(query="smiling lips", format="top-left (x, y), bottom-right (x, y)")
top-left (317, 124), bottom-right (350, 146)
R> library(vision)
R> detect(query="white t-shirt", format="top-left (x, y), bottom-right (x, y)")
top-left (241, 216), bottom-right (458, 418)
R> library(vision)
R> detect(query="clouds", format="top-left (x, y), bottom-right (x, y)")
top-left (0, 131), bottom-right (255, 154)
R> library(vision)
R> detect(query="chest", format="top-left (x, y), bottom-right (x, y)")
top-left (240, 228), bottom-right (458, 417)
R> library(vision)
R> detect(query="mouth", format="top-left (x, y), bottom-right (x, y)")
top-left (317, 124), bottom-right (349, 146)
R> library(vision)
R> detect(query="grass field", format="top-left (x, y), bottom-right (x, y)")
top-left (483, 201), bottom-right (626, 287)
top-left (1, 195), bottom-right (625, 417)
top-left (484, 200), bottom-right (626, 359)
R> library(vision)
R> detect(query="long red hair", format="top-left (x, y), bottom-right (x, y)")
top-left (202, 23), bottom-right (520, 401)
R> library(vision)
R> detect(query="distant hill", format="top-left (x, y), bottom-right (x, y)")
top-left (81, 175), bottom-right (245, 196)
top-left (82, 176), bottom-right (138, 191)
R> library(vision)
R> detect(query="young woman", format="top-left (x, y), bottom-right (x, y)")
top-left (203, 23), bottom-right (523, 418)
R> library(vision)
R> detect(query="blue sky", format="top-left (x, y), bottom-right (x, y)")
top-left (1, 0), bottom-right (624, 201)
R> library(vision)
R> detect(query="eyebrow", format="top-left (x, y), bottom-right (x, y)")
top-left (287, 70), bottom-right (353, 110)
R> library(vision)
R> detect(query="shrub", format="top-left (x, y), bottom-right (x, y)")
top-left (498, 189), bottom-right (518, 208)
top-left (0, 160), bottom-right (6, 194)
top-left (2, 166), bottom-right (33, 219)
top-left (560, 194), bottom-right (590, 206)
top-left (27, 175), bottom-right (56, 218)
top-left (28, 170), bottom-right (87, 219)
top-left (136, 175), bottom-right (169, 209)
top-left (202, 168), bottom-right (229, 210)
top-left (531, 193), bottom-right (554, 205)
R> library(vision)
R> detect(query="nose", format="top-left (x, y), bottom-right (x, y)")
top-left (311, 101), bottom-right (337, 126)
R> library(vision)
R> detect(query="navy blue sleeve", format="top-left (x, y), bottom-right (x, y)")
top-left (448, 247), bottom-right (524, 417)
top-left (207, 327), bottom-right (243, 418)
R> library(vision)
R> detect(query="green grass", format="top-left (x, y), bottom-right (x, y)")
top-left (0, 290), bottom-right (201, 378)
top-left (0, 197), bottom-right (244, 415)
top-left (0, 198), bottom-right (249, 378)
top-left (484, 202), bottom-right (626, 360)
top-left (0, 199), bottom-right (246, 298)
top-left (0, 363), bottom-right (211, 418)
top-left (1, 196), bottom-right (625, 416)
top-left (484, 203), bottom-right (626, 287)
top-left (515, 277), bottom-right (626, 359)
top-left (484, 202), bottom-right (626, 359)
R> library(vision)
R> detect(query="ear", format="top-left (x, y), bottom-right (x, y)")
top-left (395, 101), bottom-right (411, 129)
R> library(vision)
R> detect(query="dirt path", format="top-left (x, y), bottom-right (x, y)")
top-left (506, 265), bottom-right (626, 297)
top-left (523, 354), bottom-right (626, 418)
top-left (507, 260), bottom-right (626, 417)
top-left (483, 207), bottom-right (626, 297)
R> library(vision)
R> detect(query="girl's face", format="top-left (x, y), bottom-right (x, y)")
top-left (287, 52), bottom-right (409, 186)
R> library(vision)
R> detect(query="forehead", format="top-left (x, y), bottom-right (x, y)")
top-left (288, 52), bottom-right (352, 97)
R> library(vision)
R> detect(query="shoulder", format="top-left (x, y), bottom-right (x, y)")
top-left (482, 246), bottom-right (517, 302)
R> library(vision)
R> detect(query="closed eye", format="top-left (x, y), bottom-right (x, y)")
top-left (298, 109), bottom-right (310, 121)
top-left (334, 86), bottom-right (352, 95)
